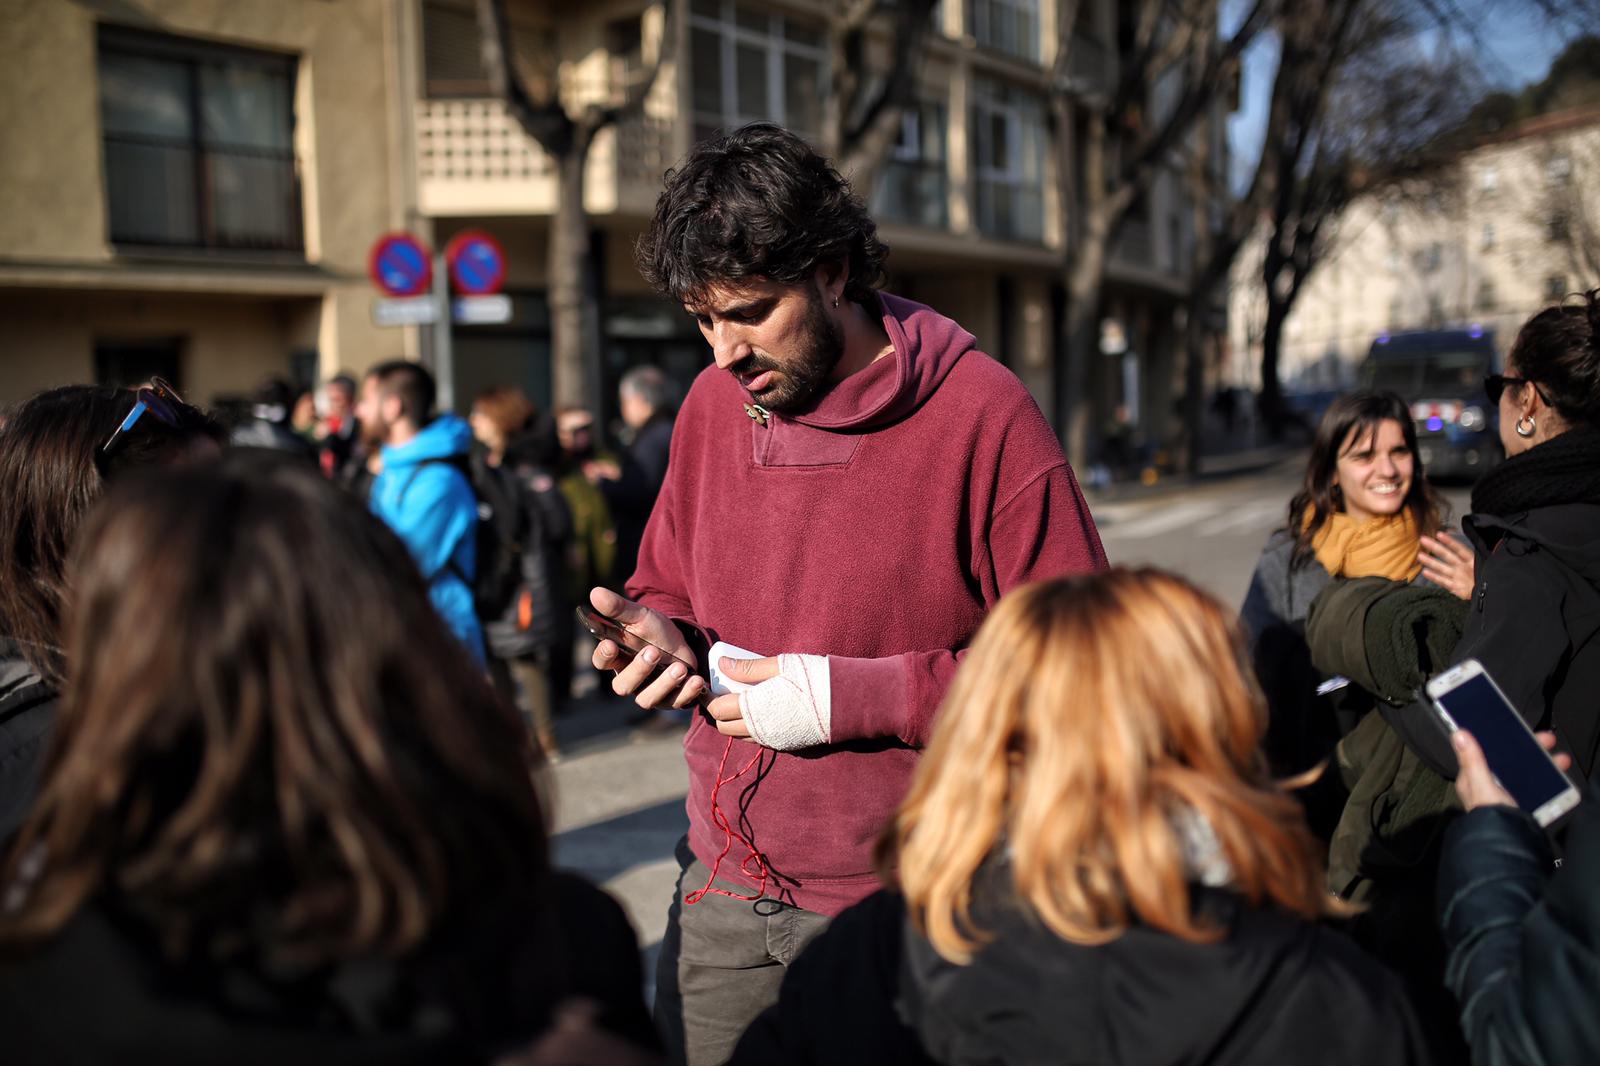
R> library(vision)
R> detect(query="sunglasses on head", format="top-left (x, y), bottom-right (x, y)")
top-left (101, 377), bottom-right (192, 457)
top-left (1484, 374), bottom-right (1552, 407)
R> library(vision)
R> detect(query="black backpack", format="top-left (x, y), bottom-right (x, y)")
top-left (403, 455), bottom-right (528, 620)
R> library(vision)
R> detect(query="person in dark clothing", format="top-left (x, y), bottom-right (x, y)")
top-left (733, 569), bottom-right (1431, 1066)
top-left (1437, 728), bottom-right (1598, 1065)
top-left (317, 373), bottom-right (364, 479)
top-left (0, 459), bottom-right (655, 1064)
top-left (591, 364), bottom-right (676, 590)
top-left (1239, 390), bottom-right (1469, 779)
top-left (0, 381), bottom-right (221, 842)
top-left (1387, 291), bottom-right (1600, 784)
top-left (470, 387), bottom-right (575, 759)
top-left (229, 376), bottom-right (318, 461)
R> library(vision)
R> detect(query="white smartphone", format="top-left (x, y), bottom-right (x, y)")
top-left (1427, 659), bottom-right (1582, 827)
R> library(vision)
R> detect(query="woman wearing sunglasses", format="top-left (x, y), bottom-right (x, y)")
top-left (1393, 289), bottom-right (1600, 786)
top-left (0, 381), bottom-right (221, 842)
top-left (0, 459), bottom-right (656, 1063)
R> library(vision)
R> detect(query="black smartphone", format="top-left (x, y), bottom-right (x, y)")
top-left (575, 605), bottom-right (709, 706)
top-left (1427, 659), bottom-right (1581, 827)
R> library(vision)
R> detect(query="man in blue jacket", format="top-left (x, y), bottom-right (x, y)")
top-left (356, 360), bottom-right (484, 664)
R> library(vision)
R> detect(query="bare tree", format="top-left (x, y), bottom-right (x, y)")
top-left (477, 0), bottom-right (936, 415)
top-left (1525, 133), bottom-right (1600, 285)
top-left (1254, 14), bottom-right (1479, 435)
top-left (1053, 0), bottom-right (1275, 468)
top-left (822, 0), bottom-right (942, 191)
top-left (476, 0), bottom-right (674, 414)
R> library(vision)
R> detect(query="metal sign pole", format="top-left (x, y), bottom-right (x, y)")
top-left (432, 251), bottom-right (455, 412)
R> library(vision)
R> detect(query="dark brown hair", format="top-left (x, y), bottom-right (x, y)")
top-left (1287, 390), bottom-right (1443, 568)
top-left (0, 385), bottom-right (221, 684)
top-left (1506, 288), bottom-right (1600, 427)
top-left (367, 360), bottom-right (437, 425)
top-left (635, 122), bottom-right (889, 307)
top-left (0, 458), bottom-right (548, 967)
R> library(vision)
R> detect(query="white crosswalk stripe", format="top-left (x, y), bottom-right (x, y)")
top-left (1094, 496), bottom-right (1285, 541)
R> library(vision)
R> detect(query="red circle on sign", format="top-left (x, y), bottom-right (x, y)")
top-left (368, 233), bottom-right (433, 297)
top-left (444, 230), bottom-right (508, 295)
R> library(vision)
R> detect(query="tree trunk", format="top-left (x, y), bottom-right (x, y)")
top-left (1258, 289), bottom-right (1292, 437)
top-left (1059, 224), bottom-right (1111, 471)
top-left (548, 143), bottom-right (603, 413)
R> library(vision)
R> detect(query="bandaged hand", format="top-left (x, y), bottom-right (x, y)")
top-left (705, 653), bottom-right (832, 750)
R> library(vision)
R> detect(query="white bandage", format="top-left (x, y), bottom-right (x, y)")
top-left (739, 653), bottom-right (832, 751)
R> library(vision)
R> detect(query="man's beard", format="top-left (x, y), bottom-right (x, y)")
top-left (734, 289), bottom-right (845, 414)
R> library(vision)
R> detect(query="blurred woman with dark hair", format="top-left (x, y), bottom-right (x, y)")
top-left (732, 569), bottom-right (1430, 1065)
top-left (1240, 390), bottom-right (1470, 776)
top-left (0, 460), bottom-right (654, 1064)
top-left (0, 381), bottom-right (221, 839)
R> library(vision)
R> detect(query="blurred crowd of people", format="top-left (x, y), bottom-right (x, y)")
top-left (0, 120), bottom-right (1596, 1066)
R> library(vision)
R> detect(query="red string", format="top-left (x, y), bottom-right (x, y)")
top-left (684, 734), bottom-right (772, 904)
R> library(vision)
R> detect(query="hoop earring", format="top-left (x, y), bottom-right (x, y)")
top-left (1516, 414), bottom-right (1537, 438)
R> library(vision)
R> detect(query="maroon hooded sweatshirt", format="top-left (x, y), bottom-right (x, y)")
top-left (628, 293), bottom-right (1107, 916)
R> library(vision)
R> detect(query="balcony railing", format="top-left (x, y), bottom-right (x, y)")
top-left (415, 98), bottom-right (672, 216)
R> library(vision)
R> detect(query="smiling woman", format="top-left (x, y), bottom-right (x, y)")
top-left (1239, 390), bottom-right (1467, 776)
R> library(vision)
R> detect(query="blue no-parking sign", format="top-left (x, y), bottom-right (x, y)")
top-left (367, 233), bottom-right (433, 297)
top-left (444, 230), bottom-right (508, 296)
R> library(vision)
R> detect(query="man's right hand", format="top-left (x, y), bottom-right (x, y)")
top-left (589, 587), bottom-right (708, 710)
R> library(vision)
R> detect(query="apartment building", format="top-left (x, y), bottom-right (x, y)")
top-left (1227, 107), bottom-right (1600, 391)
top-left (0, 0), bottom-right (1218, 439)
top-left (413, 0), bottom-right (1211, 433)
top-left (0, 0), bottom-right (420, 409)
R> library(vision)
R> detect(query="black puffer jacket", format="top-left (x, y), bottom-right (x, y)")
top-left (1437, 788), bottom-right (1600, 1065)
top-left (732, 882), bottom-right (1432, 1065)
top-left (0, 639), bottom-right (57, 842)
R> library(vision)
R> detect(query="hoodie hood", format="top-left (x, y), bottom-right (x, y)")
top-left (381, 413), bottom-right (474, 469)
top-left (783, 292), bottom-right (975, 431)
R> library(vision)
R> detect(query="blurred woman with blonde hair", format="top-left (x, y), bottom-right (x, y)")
top-left (732, 568), bottom-right (1431, 1065)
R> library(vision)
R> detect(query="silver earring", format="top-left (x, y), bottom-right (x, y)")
top-left (832, 296), bottom-right (839, 309)
top-left (1516, 414), bottom-right (1536, 438)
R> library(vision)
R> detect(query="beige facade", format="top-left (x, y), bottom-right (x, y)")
top-left (0, 0), bottom-right (416, 408)
top-left (411, 0), bottom-right (1207, 428)
top-left (1227, 108), bottom-right (1600, 391)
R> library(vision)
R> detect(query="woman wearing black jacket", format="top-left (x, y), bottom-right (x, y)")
top-left (0, 460), bottom-right (655, 1064)
top-left (733, 570), bottom-right (1431, 1066)
top-left (1391, 291), bottom-right (1600, 782)
top-left (1437, 729), bottom-right (1598, 1064)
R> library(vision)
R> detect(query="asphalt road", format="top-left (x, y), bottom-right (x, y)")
top-left (544, 456), bottom-right (1473, 993)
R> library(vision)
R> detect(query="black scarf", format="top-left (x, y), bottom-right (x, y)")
top-left (1471, 423), bottom-right (1600, 517)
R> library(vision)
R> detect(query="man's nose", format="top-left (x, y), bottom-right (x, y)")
top-left (709, 322), bottom-right (751, 370)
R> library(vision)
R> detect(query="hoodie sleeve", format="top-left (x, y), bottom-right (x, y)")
top-left (827, 464), bottom-right (1107, 748)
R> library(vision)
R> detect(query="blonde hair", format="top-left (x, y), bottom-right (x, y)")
top-left (882, 568), bottom-right (1342, 963)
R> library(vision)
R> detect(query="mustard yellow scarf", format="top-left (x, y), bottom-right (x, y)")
top-left (1305, 508), bottom-right (1422, 582)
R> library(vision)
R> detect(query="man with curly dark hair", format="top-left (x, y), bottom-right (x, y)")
top-left (597, 122), bottom-right (1108, 1064)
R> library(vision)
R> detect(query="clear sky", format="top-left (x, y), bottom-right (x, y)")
top-left (1226, 1), bottom-right (1591, 191)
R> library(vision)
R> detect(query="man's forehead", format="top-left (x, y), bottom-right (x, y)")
top-left (684, 279), bottom-right (790, 315)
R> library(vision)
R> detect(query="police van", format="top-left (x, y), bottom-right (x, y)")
top-left (1358, 328), bottom-right (1501, 479)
